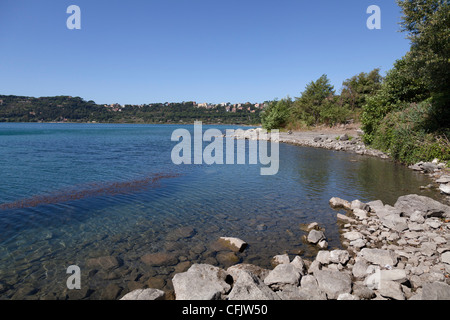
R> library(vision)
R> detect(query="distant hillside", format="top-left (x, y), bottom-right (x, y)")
top-left (0, 95), bottom-right (262, 125)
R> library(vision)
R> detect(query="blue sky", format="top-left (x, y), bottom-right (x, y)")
top-left (0, 0), bottom-right (410, 105)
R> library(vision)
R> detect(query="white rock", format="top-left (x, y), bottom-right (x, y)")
top-left (264, 264), bottom-right (302, 290)
top-left (329, 197), bottom-right (352, 210)
top-left (351, 200), bottom-right (370, 211)
top-left (313, 270), bottom-right (352, 300)
top-left (272, 254), bottom-right (290, 266)
top-left (329, 250), bottom-right (350, 265)
top-left (342, 231), bottom-right (364, 241)
top-left (442, 252), bottom-right (450, 265)
top-left (219, 237), bottom-right (248, 252)
top-left (228, 271), bottom-right (280, 300)
top-left (316, 251), bottom-right (331, 264)
top-left (350, 238), bottom-right (366, 248)
top-left (172, 264), bottom-right (231, 300)
top-left (290, 256), bottom-right (307, 274)
top-left (359, 248), bottom-right (398, 266)
top-left (307, 230), bottom-right (326, 244)
top-left (436, 175), bottom-right (450, 183)
top-left (353, 208), bottom-right (368, 220)
top-left (440, 184), bottom-right (450, 195)
top-left (337, 213), bottom-right (357, 223)
top-left (379, 280), bottom-right (405, 300)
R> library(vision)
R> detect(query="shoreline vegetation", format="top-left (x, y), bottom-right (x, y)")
top-left (259, 1), bottom-right (449, 166)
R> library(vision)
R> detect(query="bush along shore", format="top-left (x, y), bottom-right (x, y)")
top-left (121, 194), bottom-right (450, 300)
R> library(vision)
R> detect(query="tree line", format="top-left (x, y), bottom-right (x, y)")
top-left (0, 96), bottom-right (261, 125)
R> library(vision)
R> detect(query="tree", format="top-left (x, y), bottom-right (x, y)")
top-left (293, 74), bottom-right (335, 126)
top-left (261, 98), bottom-right (292, 130)
top-left (397, 0), bottom-right (450, 125)
top-left (340, 69), bottom-right (383, 111)
top-left (361, 53), bottom-right (430, 143)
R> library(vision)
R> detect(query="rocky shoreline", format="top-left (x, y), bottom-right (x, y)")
top-left (121, 193), bottom-right (450, 300)
top-left (118, 128), bottom-right (450, 300)
top-left (227, 127), bottom-right (389, 159)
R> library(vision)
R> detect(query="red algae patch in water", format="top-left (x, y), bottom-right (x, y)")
top-left (0, 172), bottom-right (180, 210)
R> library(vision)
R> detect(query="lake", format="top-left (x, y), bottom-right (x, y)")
top-left (0, 123), bottom-right (439, 299)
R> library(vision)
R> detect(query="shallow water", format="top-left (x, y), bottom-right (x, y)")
top-left (0, 123), bottom-right (440, 299)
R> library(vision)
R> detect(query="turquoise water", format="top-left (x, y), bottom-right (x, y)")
top-left (0, 123), bottom-right (438, 299)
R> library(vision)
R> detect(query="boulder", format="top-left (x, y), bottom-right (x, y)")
top-left (295, 275), bottom-right (327, 300)
top-left (227, 264), bottom-right (271, 282)
top-left (439, 184), bottom-right (450, 195)
top-left (379, 280), bottom-right (405, 300)
top-left (367, 200), bottom-right (384, 212)
top-left (316, 251), bottom-right (331, 265)
top-left (441, 252), bottom-right (450, 265)
top-left (337, 213), bottom-right (357, 223)
top-left (227, 271), bottom-right (280, 300)
top-left (271, 254), bottom-right (290, 266)
top-left (436, 175), bottom-right (450, 184)
top-left (329, 250), bottom-right (350, 265)
top-left (172, 264), bottom-right (231, 300)
top-left (359, 248), bottom-right (398, 267)
top-left (264, 264), bottom-right (302, 290)
top-left (329, 197), bottom-right (351, 210)
top-left (352, 260), bottom-right (369, 279)
top-left (313, 270), bottom-right (352, 300)
top-left (218, 237), bottom-right (248, 252)
top-left (394, 194), bottom-right (450, 218)
top-left (342, 231), bottom-right (363, 241)
top-left (307, 230), bottom-right (326, 244)
top-left (380, 213), bottom-right (408, 232)
top-left (421, 162), bottom-right (437, 173)
top-left (351, 200), bottom-right (370, 211)
top-left (120, 288), bottom-right (165, 300)
top-left (421, 282), bottom-right (450, 300)
top-left (290, 256), bottom-right (307, 275)
top-left (353, 208), bottom-right (368, 220)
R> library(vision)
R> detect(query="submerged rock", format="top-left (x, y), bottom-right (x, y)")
top-left (218, 237), bottom-right (248, 252)
top-left (120, 288), bottom-right (165, 300)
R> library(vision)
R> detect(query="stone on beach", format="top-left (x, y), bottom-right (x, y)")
top-left (263, 264), bottom-right (302, 290)
top-left (358, 248), bottom-right (398, 267)
top-left (394, 194), bottom-right (450, 218)
top-left (228, 271), bottom-right (280, 300)
top-left (172, 264), bottom-right (231, 300)
top-left (313, 270), bottom-right (352, 300)
top-left (307, 229), bottom-right (326, 244)
top-left (329, 197), bottom-right (352, 210)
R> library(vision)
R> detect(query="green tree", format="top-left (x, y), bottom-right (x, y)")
top-left (361, 53), bottom-right (430, 143)
top-left (293, 74), bottom-right (335, 126)
top-left (261, 98), bottom-right (292, 130)
top-left (397, 0), bottom-right (450, 125)
top-left (340, 68), bottom-right (383, 111)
